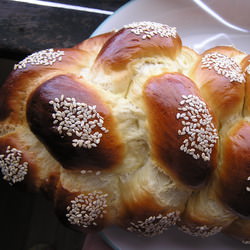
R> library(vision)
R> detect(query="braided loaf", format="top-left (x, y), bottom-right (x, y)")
top-left (0, 21), bottom-right (249, 243)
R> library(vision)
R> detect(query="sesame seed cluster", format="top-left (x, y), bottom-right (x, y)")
top-left (201, 52), bottom-right (245, 83)
top-left (246, 63), bottom-right (250, 75)
top-left (242, 240), bottom-right (250, 244)
top-left (66, 191), bottom-right (108, 228)
top-left (14, 48), bottom-right (64, 70)
top-left (80, 169), bottom-right (101, 176)
top-left (0, 146), bottom-right (28, 185)
top-left (127, 212), bottom-right (180, 237)
top-left (176, 95), bottom-right (218, 161)
top-left (124, 21), bottom-right (176, 40)
top-left (179, 224), bottom-right (222, 238)
top-left (3, 18), bottom-right (250, 243)
top-left (49, 95), bottom-right (109, 148)
top-left (246, 176), bottom-right (250, 192)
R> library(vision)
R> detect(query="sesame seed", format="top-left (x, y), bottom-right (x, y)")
top-left (246, 61), bottom-right (250, 74)
top-left (13, 49), bottom-right (64, 70)
top-left (201, 52), bottom-right (245, 83)
top-left (80, 169), bottom-right (102, 176)
top-left (246, 176), bottom-right (250, 192)
top-left (66, 191), bottom-right (108, 228)
top-left (126, 211), bottom-right (180, 237)
top-left (123, 21), bottom-right (176, 40)
top-left (176, 95), bottom-right (218, 161)
top-left (96, 171), bottom-right (101, 176)
top-left (242, 240), bottom-right (250, 244)
top-left (0, 146), bottom-right (28, 185)
top-left (179, 224), bottom-right (222, 238)
top-left (49, 96), bottom-right (109, 149)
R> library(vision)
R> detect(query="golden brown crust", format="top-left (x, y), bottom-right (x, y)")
top-left (143, 73), bottom-right (218, 188)
top-left (224, 218), bottom-right (250, 244)
top-left (0, 48), bottom-right (90, 123)
top-left (0, 133), bottom-right (36, 188)
top-left (1, 21), bottom-right (250, 240)
top-left (0, 130), bottom-right (60, 194)
top-left (178, 181), bottom-right (236, 238)
top-left (54, 172), bottom-right (121, 233)
top-left (94, 23), bottom-right (182, 71)
top-left (119, 164), bottom-right (182, 220)
top-left (217, 120), bottom-right (250, 218)
top-left (27, 74), bottom-right (125, 171)
top-left (54, 186), bottom-right (106, 232)
top-left (114, 158), bottom-right (190, 237)
top-left (178, 48), bottom-right (249, 238)
top-left (190, 46), bottom-right (246, 127)
top-left (178, 218), bottom-right (224, 238)
top-left (74, 32), bottom-right (115, 54)
top-left (121, 195), bottom-right (180, 238)
top-left (241, 55), bottom-right (250, 116)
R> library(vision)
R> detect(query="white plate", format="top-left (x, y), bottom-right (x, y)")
top-left (101, 226), bottom-right (249, 250)
top-left (92, 0), bottom-right (250, 54)
top-left (92, 0), bottom-right (250, 249)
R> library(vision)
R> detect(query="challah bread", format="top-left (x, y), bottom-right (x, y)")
top-left (242, 54), bottom-right (250, 116)
top-left (0, 21), bottom-right (249, 243)
top-left (178, 47), bottom-right (250, 241)
top-left (177, 46), bottom-right (250, 238)
top-left (27, 74), bottom-right (124, 171)
top-left (143, 72), bottom-right (218, 188)
top-left (0, 127), bottom-right (60, 198)
top-left (190, 46), bottom-right (246, 128)
top-left (222, 57), bottom-right (250, 244)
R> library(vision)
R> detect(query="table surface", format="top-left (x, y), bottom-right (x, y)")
top-left (0, 1), bottom-right (128, 250)
top-left (0, 0), bottom-right (128, 60)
